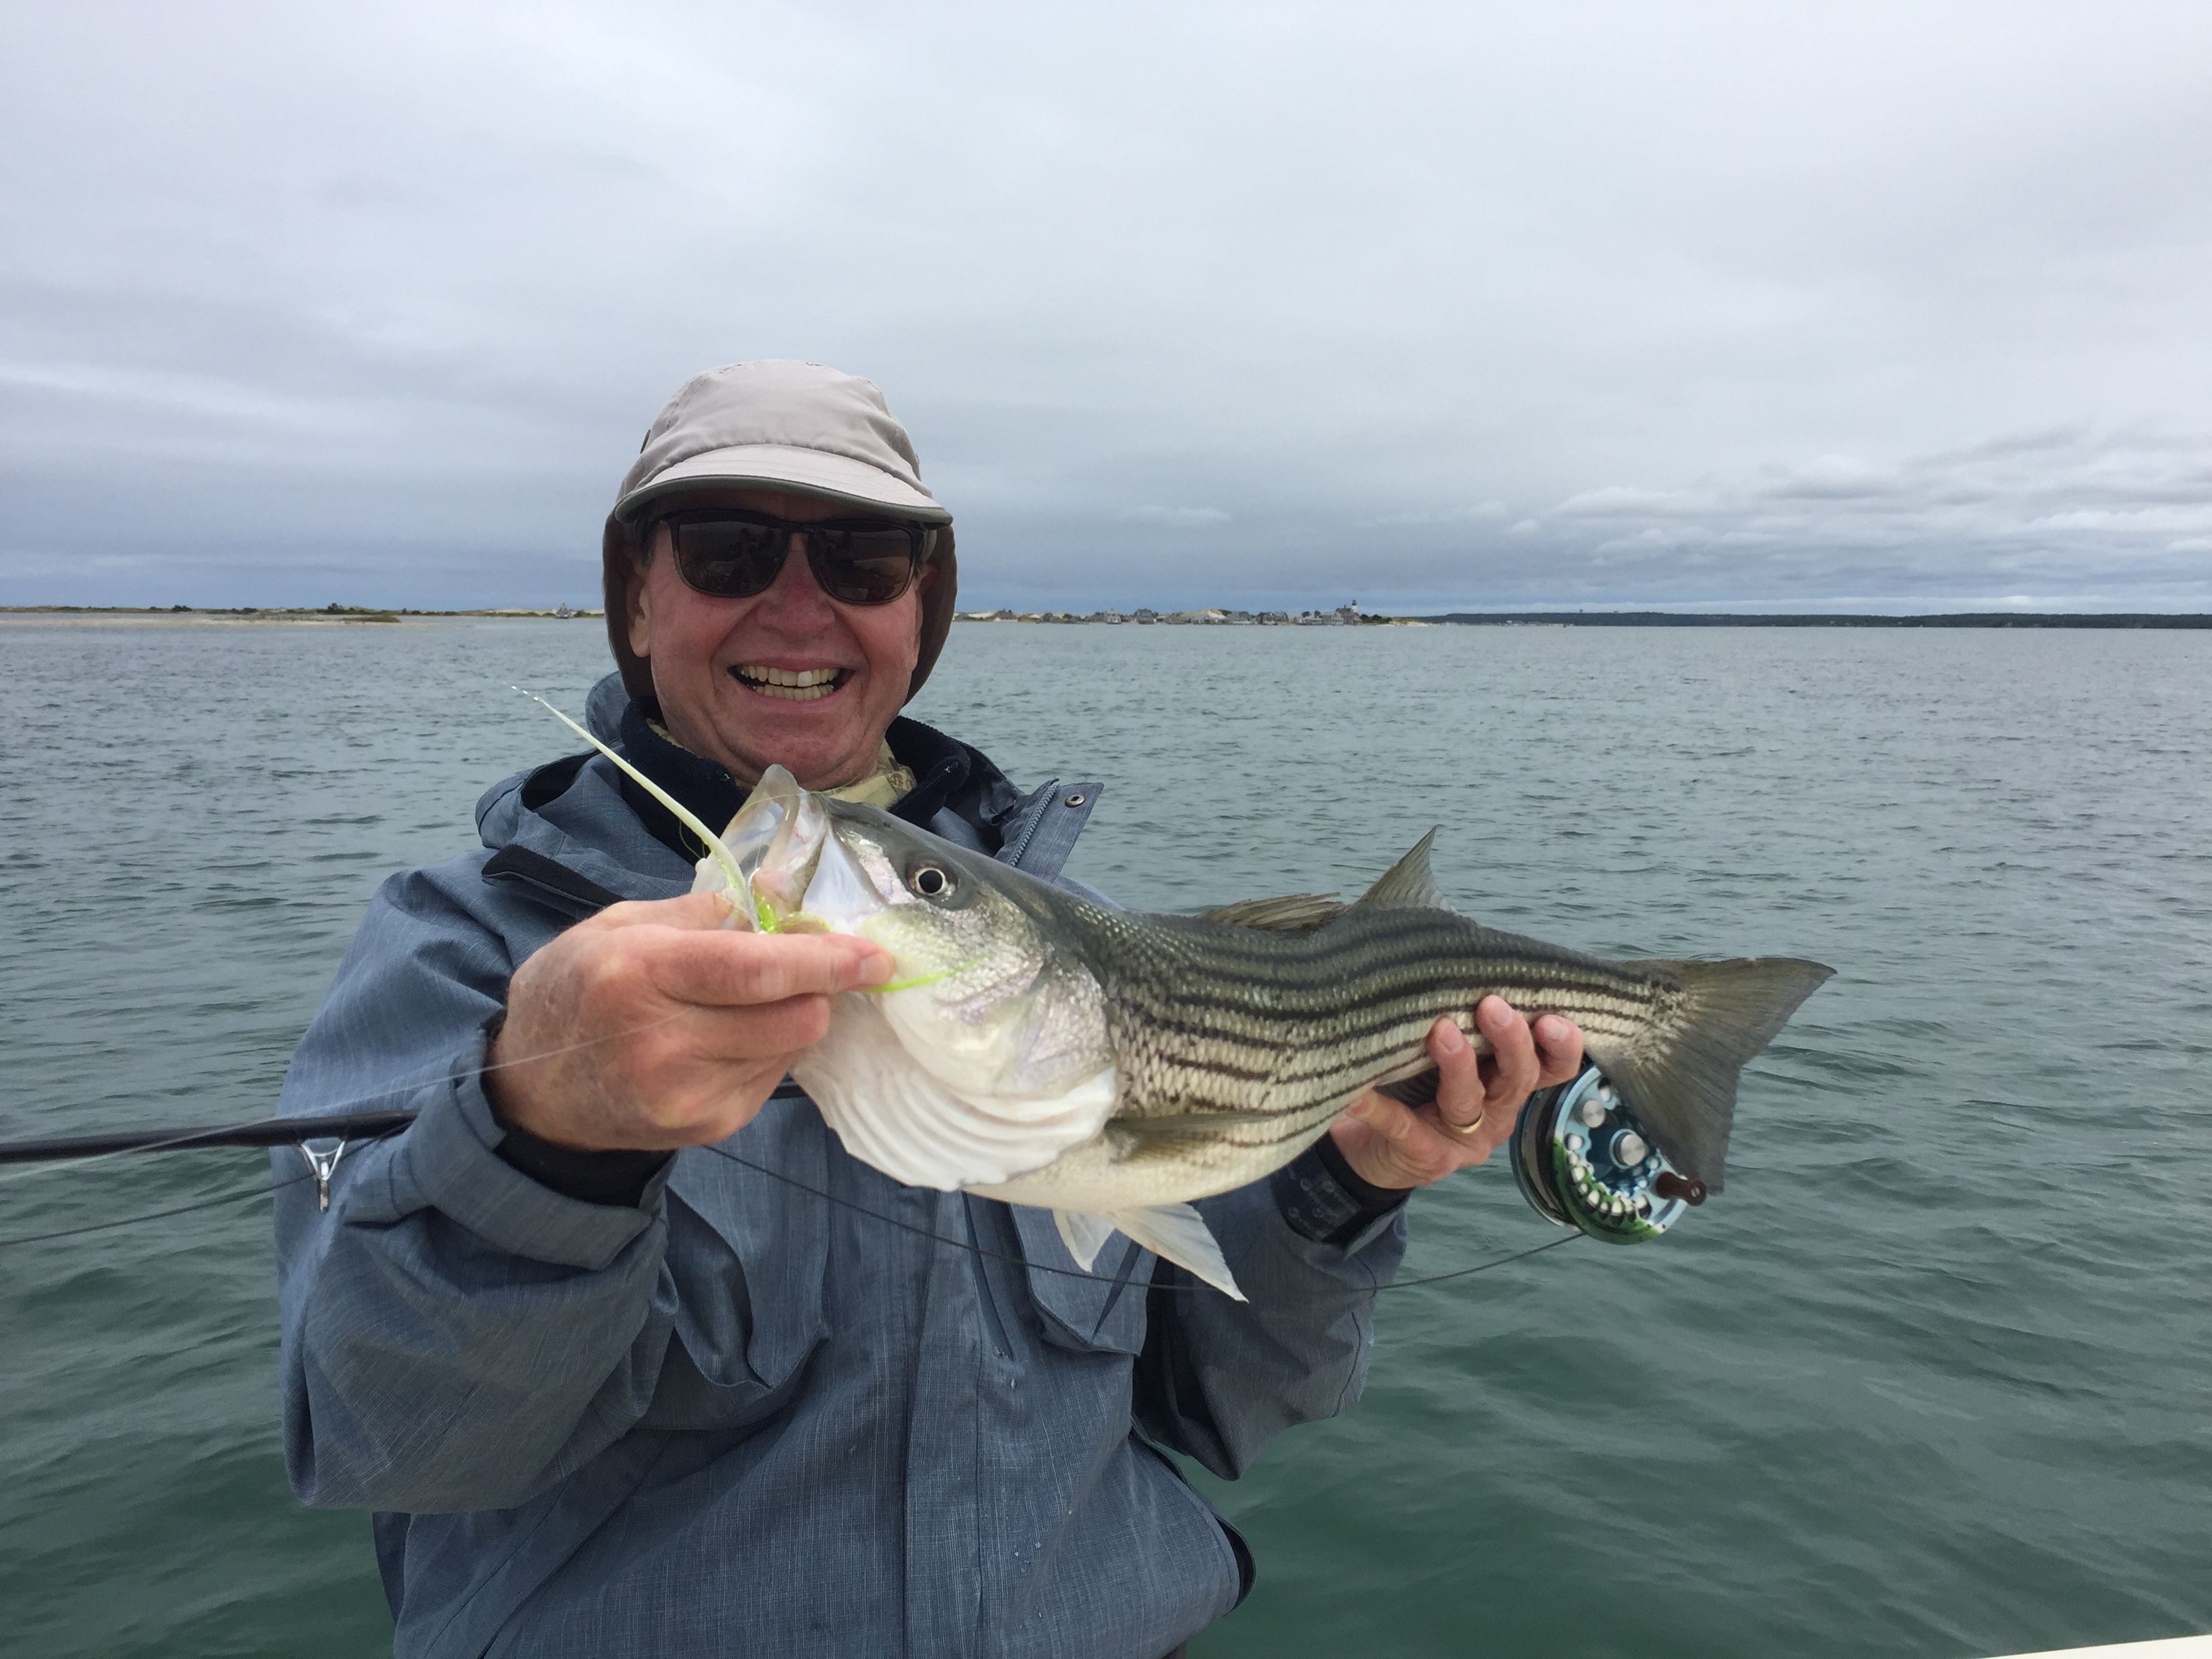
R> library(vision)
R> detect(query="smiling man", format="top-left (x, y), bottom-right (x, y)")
top-left (273, 361), bottom-right (1582, 1658)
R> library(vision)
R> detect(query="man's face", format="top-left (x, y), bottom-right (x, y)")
top-left (626, 487), bottom-right (933, 790)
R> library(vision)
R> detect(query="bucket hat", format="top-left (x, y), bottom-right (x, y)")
top-left (601, 361), bottom-right (958, 703)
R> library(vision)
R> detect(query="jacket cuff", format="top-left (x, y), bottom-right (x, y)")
top-left (1272, 1133), bottom-right (1410, 1247)
top-left (478, 1008), bottom-right (673, 1208)
top-left (493, 1119), bottom-right (673, 1208)
top-left (402, 1051), bottom-right (663, 1272)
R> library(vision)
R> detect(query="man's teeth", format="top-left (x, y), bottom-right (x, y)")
top-left (736, 665), bottom-right (844, 702)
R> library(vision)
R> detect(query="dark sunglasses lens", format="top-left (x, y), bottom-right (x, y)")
top-left (808, 526), bottom-right (920, 605)
top-left (670, 518), bottom-right (783, 597)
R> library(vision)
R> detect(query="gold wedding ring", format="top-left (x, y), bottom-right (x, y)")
top-left (1448, 1111), bottom-right (1486, 1136)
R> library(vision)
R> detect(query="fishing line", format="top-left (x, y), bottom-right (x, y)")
top-left (3, 1046), bottom-right (1582, 1292)
top-left (697, 1140), bottom-right (1579, 1296)
top-left (0, 1119), bottom-right (1579, 1293)
top-left (0, 1170), bottom-right (316, 1249)
top-left (1380, 1232), bottom-right (1581, 1288)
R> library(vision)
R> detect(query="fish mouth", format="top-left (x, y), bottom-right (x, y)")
top-left (731, 663), bottom-right (851, 703)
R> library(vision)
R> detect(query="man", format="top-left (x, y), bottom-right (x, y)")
top-left (274, 361), bottom-right (1584, 1657)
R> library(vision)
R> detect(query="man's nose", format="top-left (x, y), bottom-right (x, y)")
top-left (753, 533), bottom-right (836, 623)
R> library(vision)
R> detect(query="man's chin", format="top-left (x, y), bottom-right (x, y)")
top-left (724, 727), bottom-right (878, 793)
top-left (691, 680), bottom-right (895, 791)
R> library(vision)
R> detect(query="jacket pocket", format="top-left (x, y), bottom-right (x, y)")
top-left (639, 1101), bottom-right (831, 1431)
top-left (1008, 1204), bottom-right (1155, 1355)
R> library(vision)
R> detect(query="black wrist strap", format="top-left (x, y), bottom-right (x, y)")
top-left (1272, 1132), bottom-right (1410, 1246)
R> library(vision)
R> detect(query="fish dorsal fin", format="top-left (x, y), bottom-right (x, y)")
top-left (1355, 830), bottom-right (1451, 912)
top-left (1201, 893), bottom-right (1349, 931)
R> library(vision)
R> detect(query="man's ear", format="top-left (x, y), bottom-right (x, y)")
top-left (625, 548), bottom-right (654, 661)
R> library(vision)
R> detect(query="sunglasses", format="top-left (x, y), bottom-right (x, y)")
top-left (656, 508), bottom-right (936, 607)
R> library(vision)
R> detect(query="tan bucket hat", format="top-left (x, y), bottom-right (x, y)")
top-left (601, 361), bottom-right (958, 704)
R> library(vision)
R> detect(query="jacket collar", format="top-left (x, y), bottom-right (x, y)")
top-left (608, 697), bottom-right (1012, 861)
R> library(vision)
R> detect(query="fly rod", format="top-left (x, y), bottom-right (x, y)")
top-left (0, 1082), bottom-right (830, 1169)
top-left (0, 1110), bottom-right (421, 1166)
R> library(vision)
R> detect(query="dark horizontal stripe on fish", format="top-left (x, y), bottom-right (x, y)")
top-left (1141, 928), bottom-right (1496, 985)
top-left (1118, 991), bottom-right (1671, 1112)
top-left (1109, 966), bottom-right (1488, 1026)
top-left (1111, 951), bottom-right (1667, 1023)
top-left (1130, 1059), bottom-right (1378, 1114)
top-left (1120, 973), bottom-right (1662, 1062)
top-left (1110, 1109), bottom-right (1336, 1155)
top-left (1106, 918), bottom-right (1481, 978)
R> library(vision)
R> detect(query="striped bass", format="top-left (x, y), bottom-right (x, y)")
top-left (533, 702), bottom-right (1832, 1301)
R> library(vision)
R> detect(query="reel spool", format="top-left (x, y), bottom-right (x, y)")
top-left (1509, 1065), bottom-right (1706, 1243)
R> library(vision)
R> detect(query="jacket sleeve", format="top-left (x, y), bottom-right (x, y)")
top-left (271, 862), bottom-right (678, 1514)
top-left (1130, 1176), bottom-right (1408, 1479)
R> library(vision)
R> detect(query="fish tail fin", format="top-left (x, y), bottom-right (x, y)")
top-left (1589, 957), bottom-right (1833, 1193)
top-left (1057, 1204), bottom-right (1247, 1301)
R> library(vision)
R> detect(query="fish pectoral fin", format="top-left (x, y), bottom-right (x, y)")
top-left (1097, 1203), bottom-right (1246, 1303)
top-left (1054, 1209), bottom-right (1120, 1272)
top-left (1354, 830), bottom-right (1452, 912)
top-left (1200, 893), bottom-right (1349, 930)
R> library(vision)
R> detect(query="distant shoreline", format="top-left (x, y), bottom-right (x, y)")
top-left (1419, 611), bottom-right (2212, 630)
top-left (957, 607), bottom-right (2212, 629)
top-left (0, 606), bottom-right (605, 626)
top-left (6, 605), bottom-right (2207, 631)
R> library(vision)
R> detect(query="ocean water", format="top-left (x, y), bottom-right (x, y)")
top-left (0, 617), bottom-right (2206, 1658)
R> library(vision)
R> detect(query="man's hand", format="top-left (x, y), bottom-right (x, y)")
top-left (1328, 997), bottom-right (1584, 1190)
top-left (485, 890), bottom-right (893, 1151)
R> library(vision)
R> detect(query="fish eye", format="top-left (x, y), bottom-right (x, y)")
top-left (909, 863), bottom-right (954, 899)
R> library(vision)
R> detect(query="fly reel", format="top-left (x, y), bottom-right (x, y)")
top-left (1509, 1065), bottom-right (1706, 1242)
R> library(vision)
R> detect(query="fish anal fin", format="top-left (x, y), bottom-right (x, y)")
top-left (1094, 1203), bottom-right (1245, 1301)
top-left (1591, 957), bottom-right (1835, 1192)
top-left (1355, 830), bottom-right (1451, 912)
top-left (1054, 1209), bottom-right (1118, 1271)
top-left (1201, 893), bottom-right (1348, 931)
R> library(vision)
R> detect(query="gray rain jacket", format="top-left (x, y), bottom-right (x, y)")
top-left (272, 703), bottom-right (1408, 1658)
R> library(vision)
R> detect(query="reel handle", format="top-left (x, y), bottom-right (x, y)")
top-left (1652, 1172), bottom-right (1706, 1206)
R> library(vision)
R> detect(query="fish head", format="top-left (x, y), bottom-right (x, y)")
top-left (808, 803), bottom-right (1111, 1103)
top-left (710, 770), bottom-right (1111, 1106)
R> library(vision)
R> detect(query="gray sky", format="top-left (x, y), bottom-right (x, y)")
top-left (4, 1), bottom-right (2208, 613)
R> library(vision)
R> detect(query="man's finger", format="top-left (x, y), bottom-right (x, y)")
top-left (1475, 995), bottom-right (1538, 1107)
top-left (1428, 1017), bottom-right (1487, 1136)
top-left (643, 929), bottom-right (893, 1009)
top-left (579, 889), bottom-right (754, 935)
top-left (1532, 1013), bottom-right (1586, 1086)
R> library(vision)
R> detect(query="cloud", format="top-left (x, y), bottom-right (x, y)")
top-left (1448, 426), bottom-right (2212, 610)
top-left (0, 1), bottom-right (2208, 611)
